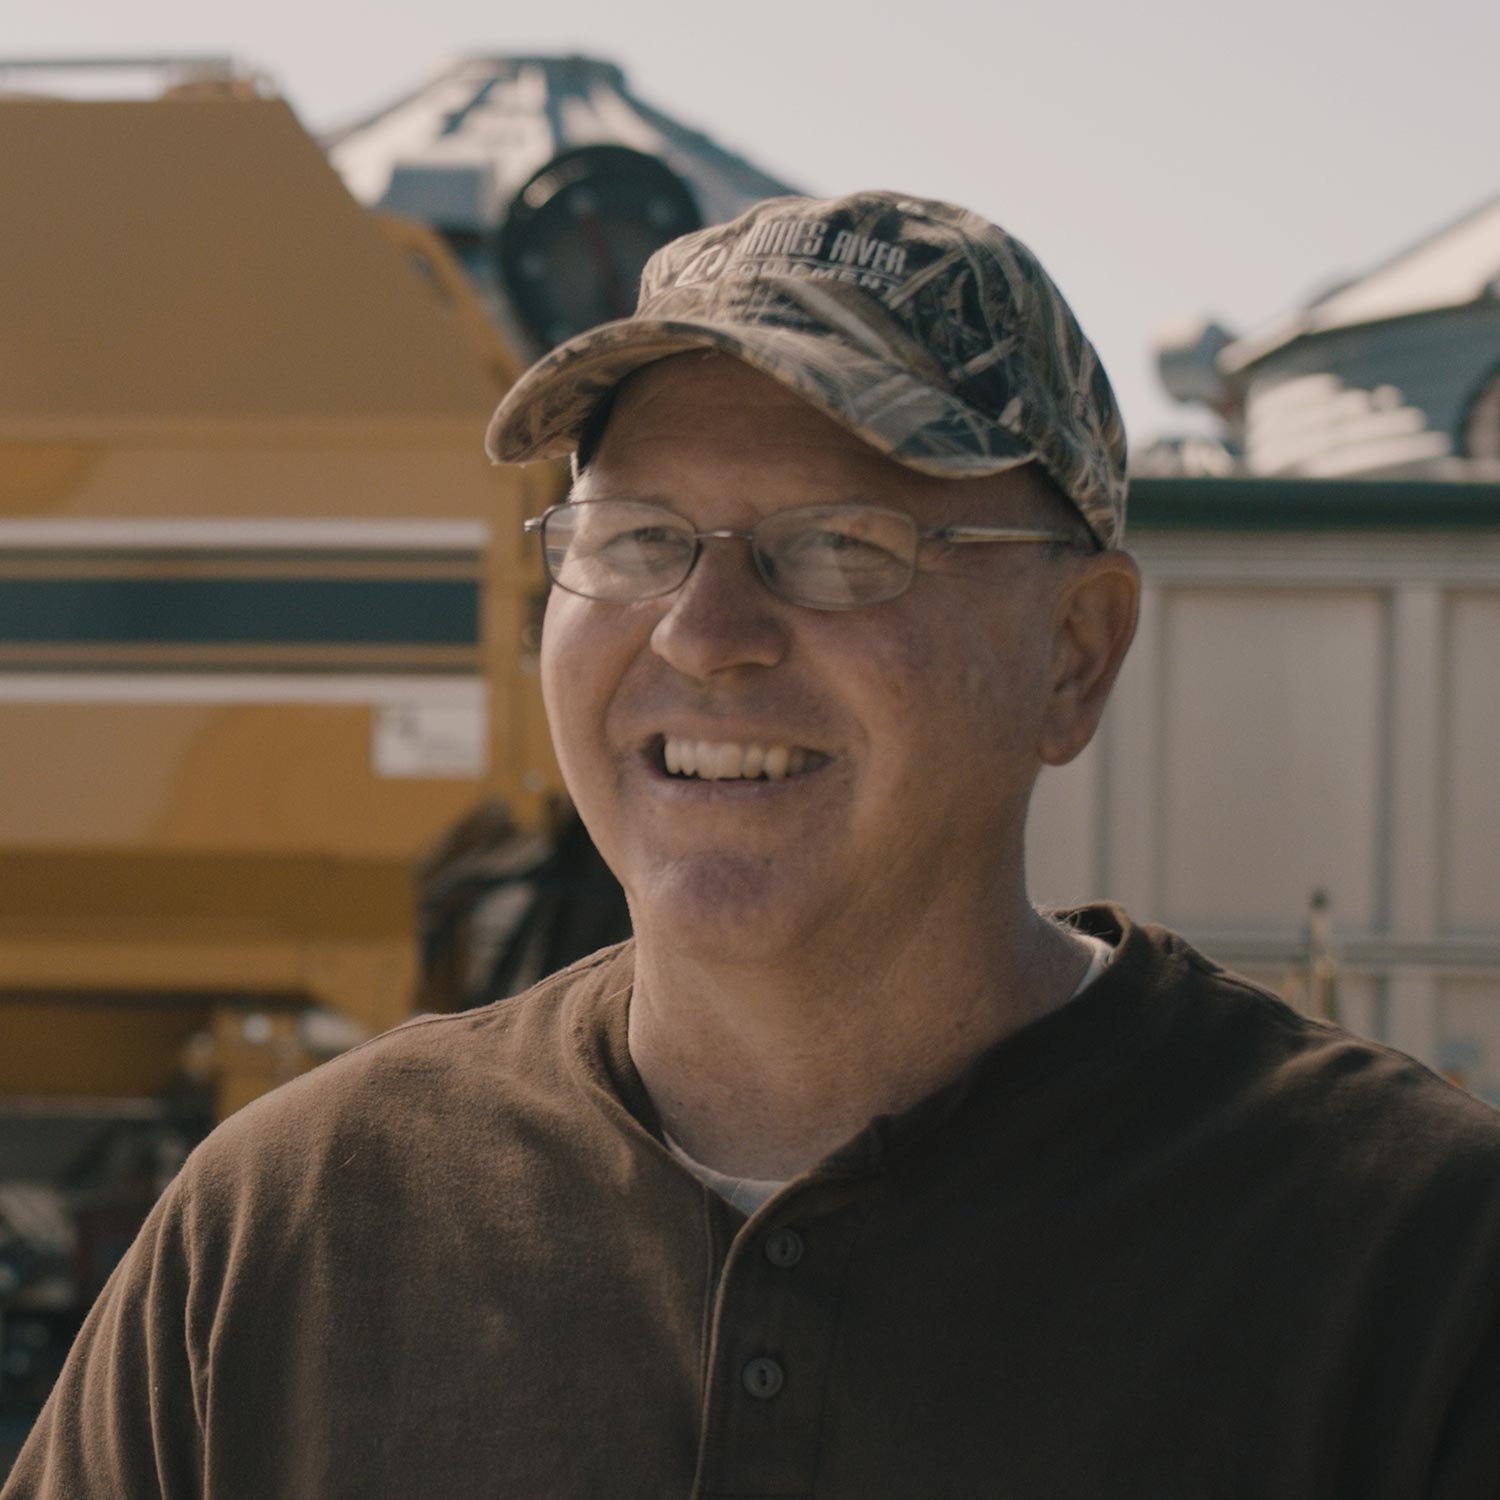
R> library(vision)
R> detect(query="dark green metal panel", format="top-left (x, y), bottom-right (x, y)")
top-left (1129, 478), bottom-right (1500, 531)
top-left (0, 578), bottom-right (479, 645)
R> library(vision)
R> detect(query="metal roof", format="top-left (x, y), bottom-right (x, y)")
top-left (1222, 191), bottom-right (1500, 373)
top-left (326, 54), bottom-right (801, 231)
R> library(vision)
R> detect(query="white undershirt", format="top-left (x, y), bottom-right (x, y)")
top-left (664, 932), bottom-right (1116, 1214)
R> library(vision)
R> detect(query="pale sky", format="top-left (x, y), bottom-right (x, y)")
top-left (10, 0), bottom-right (1498, 446)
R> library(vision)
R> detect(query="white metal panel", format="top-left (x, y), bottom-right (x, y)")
top-left (1158, 588), bottom-right (1385, 929)
top-left (1444, 592), bottom-right (1500, 931)
top-left (1333, 976), bottom-right (1382, 1045)
top-left (1388, 587), bottom-right (1446, 935)
top-left (1384, 585), bottom-right (1448, 1068)
top-left (1437, 979), bottom-right (1500, 1108)
top-left (1017, 524), bottom-right (1499, 1098)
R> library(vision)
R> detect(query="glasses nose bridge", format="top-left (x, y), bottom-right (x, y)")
top-left (680, 523), bottom-right (768, 590)
top-left (692, 524), bottom-right (756, 546)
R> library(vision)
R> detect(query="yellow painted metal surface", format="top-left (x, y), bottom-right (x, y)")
top-left (0, 1000), bottom-right (214, 1098)
top-left (0, 90), bottom-right (565, 1112)
top-left (0, 96), bottom-right (503, 434)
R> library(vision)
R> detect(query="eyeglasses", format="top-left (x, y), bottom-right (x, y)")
top-left (523, 500), bottom-right (1078, 611)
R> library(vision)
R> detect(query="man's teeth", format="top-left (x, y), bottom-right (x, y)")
top-left (661, 737), bottom-right (811, 781)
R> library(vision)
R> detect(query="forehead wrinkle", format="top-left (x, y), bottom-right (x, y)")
top-left (594, 355), bottom-right (906, 473)
top-left (595, 422), bottom-right (903, 486)
top-left (584, 354), bottom-right (1050, 532)
top-left (580, 441), bottom-right (937, 527)
top-left (564, 483), bottom-right (914, 524)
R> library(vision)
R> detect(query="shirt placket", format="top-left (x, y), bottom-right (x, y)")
top-left (692, 1186), bottom-right (867, 1499)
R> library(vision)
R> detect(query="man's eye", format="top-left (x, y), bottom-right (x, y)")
top-left (599, 526), bottom-right (686, 554)
top-left (612, 527), bottom-right (681, 548)
top-left (593, 527), bottom-right (691, 571)
top-left (787, 529), bottom-right (894, 564)
top-left (815, 530), bottom-right (869, 551)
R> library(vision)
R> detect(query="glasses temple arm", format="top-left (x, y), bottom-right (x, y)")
top-left (924, 526), bottom-right (1078, 544)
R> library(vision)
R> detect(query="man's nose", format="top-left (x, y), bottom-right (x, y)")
top-left (648, 538), bottom-right (789, 679)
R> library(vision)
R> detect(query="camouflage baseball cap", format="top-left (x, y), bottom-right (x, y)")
top-left (485, 190), bottom-right (1127, 547)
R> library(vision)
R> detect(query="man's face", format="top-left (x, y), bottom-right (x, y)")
top-left (541, 353), bottom-right (1083, 965)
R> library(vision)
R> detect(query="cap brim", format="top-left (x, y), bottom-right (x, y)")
top-left (483, 316), bottom-right (1037, 481)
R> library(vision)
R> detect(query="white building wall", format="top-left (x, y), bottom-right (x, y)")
top-left (1026, 526), bottom-right (1500, 1106)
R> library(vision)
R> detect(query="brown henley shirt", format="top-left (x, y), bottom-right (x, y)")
top-left (7, 904), bottom-right (1500, 1498)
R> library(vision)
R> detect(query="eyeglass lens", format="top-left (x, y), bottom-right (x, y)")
top-left (541, 501), bottom-right (920, 609)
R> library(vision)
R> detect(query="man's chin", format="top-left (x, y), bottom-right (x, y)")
top-left (627, 855), bottom-right (830, 964)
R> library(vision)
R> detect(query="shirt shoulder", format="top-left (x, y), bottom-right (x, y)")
top-left (1055, 905), bottom-right (1500, 1197)
top-left (178, 941), bottom-right (637, 1222)
top-left (1143, 920), bottom-right (1500, 1202)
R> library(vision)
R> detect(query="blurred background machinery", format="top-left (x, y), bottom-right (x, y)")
top-left (1144, 189), bottom-right (1500, 482)
top-left (326, 53), bottom-right (798, 356)
top-left (0, 55), bottom-right (793, 1457)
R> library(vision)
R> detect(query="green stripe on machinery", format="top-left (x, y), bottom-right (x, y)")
top-left (1129, 478), bottom-right (1500, 530)
top-left (0, 578), bottom-right (479, 646)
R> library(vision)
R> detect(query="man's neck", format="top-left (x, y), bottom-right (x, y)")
top-left (627, 902), bottom-right (1097, 1182)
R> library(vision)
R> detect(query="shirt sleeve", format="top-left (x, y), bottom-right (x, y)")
top-left (1, 1174), bottom-right (204, 1500)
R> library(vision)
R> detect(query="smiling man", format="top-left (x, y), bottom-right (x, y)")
top-left (9, 192), bottom-right (1500, 1499)
top-left (528, 350), bottom-right (1135, 1186)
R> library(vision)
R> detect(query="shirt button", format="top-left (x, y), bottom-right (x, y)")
top-left (764, 1228), bottom-right (804, 1268)
top-left (742, 1357), bottom-right (785, 1400)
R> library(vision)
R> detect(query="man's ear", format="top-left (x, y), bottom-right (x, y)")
top-left (1037, 550), bottom-right (1140, 767)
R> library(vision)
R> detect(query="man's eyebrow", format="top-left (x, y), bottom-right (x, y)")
top-left (563, 488), bottom-right (696, 514)
top-left (564, 486), bottom-right (670, 504)
top-left (563, 489), bottom-right (905, 511)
